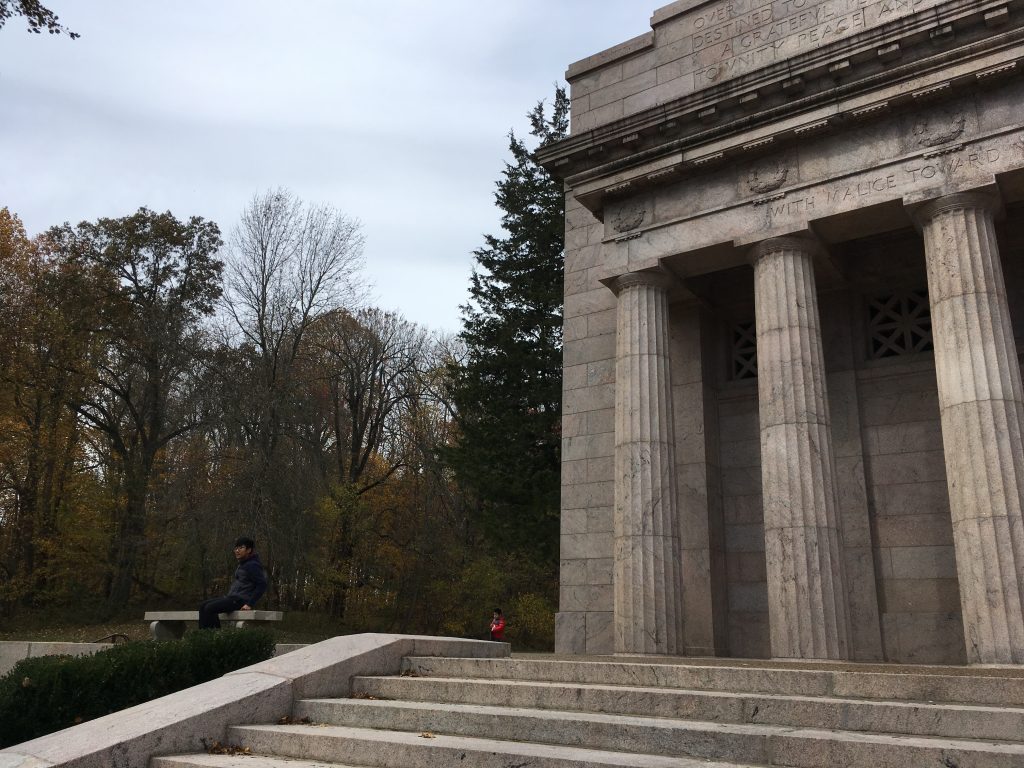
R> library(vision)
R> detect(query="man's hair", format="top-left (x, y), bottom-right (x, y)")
top-left (493, 607), bottom-right (502, 614)
top-left (234, 536), bottom-right (255, 549)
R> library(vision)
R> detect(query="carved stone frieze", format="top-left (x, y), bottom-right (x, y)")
top-left (913, 108), bottom-right (967, 147)
top-left (748, 159), bottom-right (790, 194)
top-left (610, 201), bottom-right (646, 233)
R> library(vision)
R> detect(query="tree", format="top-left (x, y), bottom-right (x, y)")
top-left (314, 308), bottom-right (426, 491)
top-left (0, 1), bottom-right (77, 37)
top-left (219, 189), bottom-right (366, 597)
top-left (45, 208), bottom-right (223, 610)
top-left (221, 189), bottom-right (366, 465)
top-left (0, 209), bottom-right (94, 607)
top-left (307, 307), bottom-right (429, 618)
top-left (448, 87), bottom-right (568, 564)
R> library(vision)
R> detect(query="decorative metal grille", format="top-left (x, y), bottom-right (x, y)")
top-left (732, 321), bottom-right (758, 380)
top-left (867, 289), bottom-right (933, 359)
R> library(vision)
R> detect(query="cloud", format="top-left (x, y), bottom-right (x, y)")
top-left (0, 0), bottom-right (648, 331)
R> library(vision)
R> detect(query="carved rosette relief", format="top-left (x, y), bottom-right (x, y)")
top-left (611, 202), bottom-right (647, 233)
top-left (748, 159), bottom-right (790, 194)
top-left (913, 109), bottom-right (966, 147)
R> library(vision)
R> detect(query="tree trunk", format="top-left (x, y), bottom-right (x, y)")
top-left (106, 455), bottom-right (152, 611)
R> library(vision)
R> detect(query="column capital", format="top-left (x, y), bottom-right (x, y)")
top-left (910, 190), bottom-right (1002, 228)
top-left (609, 269), bottom-right (674, 295)
top-left (748, 235), bottom-right (826, 265)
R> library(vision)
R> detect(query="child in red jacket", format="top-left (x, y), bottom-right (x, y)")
top-left (490, 607), bottom-right (506, 641)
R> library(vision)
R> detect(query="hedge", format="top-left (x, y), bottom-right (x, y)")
top-left (0, 629), bottom-right (275, 748)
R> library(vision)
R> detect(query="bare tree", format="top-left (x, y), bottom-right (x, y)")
top-left (224, 188), bottom-right (366, 371)
top-left (316, 308), bottom-right (428, 492)
top-left (220, 189), bottom-right (367, 589)
top-left (221, 189), bottom-right (366, 462)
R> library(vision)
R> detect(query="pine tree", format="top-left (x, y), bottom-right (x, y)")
top-left (449, 87), bottom-right (568, 564)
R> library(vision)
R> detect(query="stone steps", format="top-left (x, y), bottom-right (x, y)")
top-left (401, 655), bottom-right (1024, 705)
top-left (290, 697), bottom-right (1024, 767)
top-left (152, 724), bottom-right (759, 768)
top-left (151, 654), bottom-right (1024, 768)
top-left (350, 674), bottom-right (1024, 740)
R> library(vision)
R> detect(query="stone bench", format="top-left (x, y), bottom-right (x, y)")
top-left (144, 610), bottom-right (284, 640)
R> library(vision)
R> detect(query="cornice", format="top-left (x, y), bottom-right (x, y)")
top-left (536, 0), bottom-right (1024, 220)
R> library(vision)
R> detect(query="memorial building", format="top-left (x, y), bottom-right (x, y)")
top-left (537, 0), bottom-right (1024, 664)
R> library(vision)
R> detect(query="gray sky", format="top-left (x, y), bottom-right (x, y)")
top-left (0, 2), bottom-right (644, 332)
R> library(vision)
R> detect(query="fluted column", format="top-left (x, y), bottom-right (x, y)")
top-left (915, 192), bottom-right (1024, 665)
top-left (753, 237), bottom-right (851, 660)
top-left (611, 270), bottom-right (683, 655)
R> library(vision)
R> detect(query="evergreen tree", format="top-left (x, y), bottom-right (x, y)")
top-left (449, 87), bottom-right (568, 564)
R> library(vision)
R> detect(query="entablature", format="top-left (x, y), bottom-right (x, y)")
top-left (536, 0), bottom-right (1024, 221)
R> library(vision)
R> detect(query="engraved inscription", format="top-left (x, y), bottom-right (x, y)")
top-left (759, 138), bottom-right (1016, 230)
top-left (692, 4), bottom-right (775, 50)
top-left (680, 0), bottom-right (940, 90)
top-left (905, 146), bottom-right (1001, 181)
top-left (823, 174), bottom-right (899, 204)
top-left (768, 195), bottom-right (816, 217)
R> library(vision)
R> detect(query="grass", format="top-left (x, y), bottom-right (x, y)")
top-left (0, 606), bottom-right (350, 645)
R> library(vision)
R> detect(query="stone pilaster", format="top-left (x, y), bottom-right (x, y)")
top-left (915, 191), bottom-right (1024, 665)
top-left (611, 270), bottom-right (683, 655)
top-left (752, 236), bottom-right (851, 660)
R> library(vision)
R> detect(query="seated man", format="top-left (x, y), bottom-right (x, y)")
top-left (198, 536), bottom-right (267, 629)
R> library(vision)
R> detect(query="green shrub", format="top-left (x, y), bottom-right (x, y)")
top-left (505, 592), bottom-right (555, 650)
top-left (0, 629), bottom-right (275, 748)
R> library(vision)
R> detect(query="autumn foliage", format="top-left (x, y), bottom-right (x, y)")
top-left (0, 202), bottom-right (556, 647)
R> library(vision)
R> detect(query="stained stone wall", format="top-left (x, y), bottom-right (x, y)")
top-left (718, 387), bottom-right (767, 658)
top-left (859, 358), bottom-right (965, 663)
top-left (544, 0), bottom-right (1024, 662)
top-left (558, 194), bottom-right (616, 655)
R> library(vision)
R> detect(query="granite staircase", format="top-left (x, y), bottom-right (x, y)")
top-left (153, 654), bottom-right (1024, 768)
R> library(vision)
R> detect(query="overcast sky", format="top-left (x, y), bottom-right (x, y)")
top-left (0, 2), bottom-right (645, 332)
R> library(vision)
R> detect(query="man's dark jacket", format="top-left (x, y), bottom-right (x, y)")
top-left (228, 553), bottom-right (267, 605)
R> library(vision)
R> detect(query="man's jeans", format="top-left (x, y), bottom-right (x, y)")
top-left (198, 594), bottom-right (246, 629)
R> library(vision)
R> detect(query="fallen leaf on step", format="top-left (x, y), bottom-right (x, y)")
top-left (420, 731), bottom-right (436, 739)
top-left (276, 715), bottom-right (312, 725)
top-left (206, 741), bottom-right (251, 755)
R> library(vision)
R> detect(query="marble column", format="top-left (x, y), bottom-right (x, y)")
top-left (611, 270), bottom-right (683, 655)
top-left (915, 191), bottom-right (1024, 665)
top-left (752, 236), bottom-right (851, 660)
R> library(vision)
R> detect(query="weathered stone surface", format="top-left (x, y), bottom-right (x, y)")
top-left (555, 612), bottom-right (587, 655)
top-left (753, 236), bottom-right (851, 660)
top-left (611, 270), bottom-right (683, 654)
top-left (916, 192), bottom-right (1024, 664)
top-left (152, 653), bottom-right (1024, 768)
top-left (550, 0), bottom-right (1024, 664)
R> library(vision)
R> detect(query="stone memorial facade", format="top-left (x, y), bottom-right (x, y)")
top-left (537, 0), bottom-right (1024, 664)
